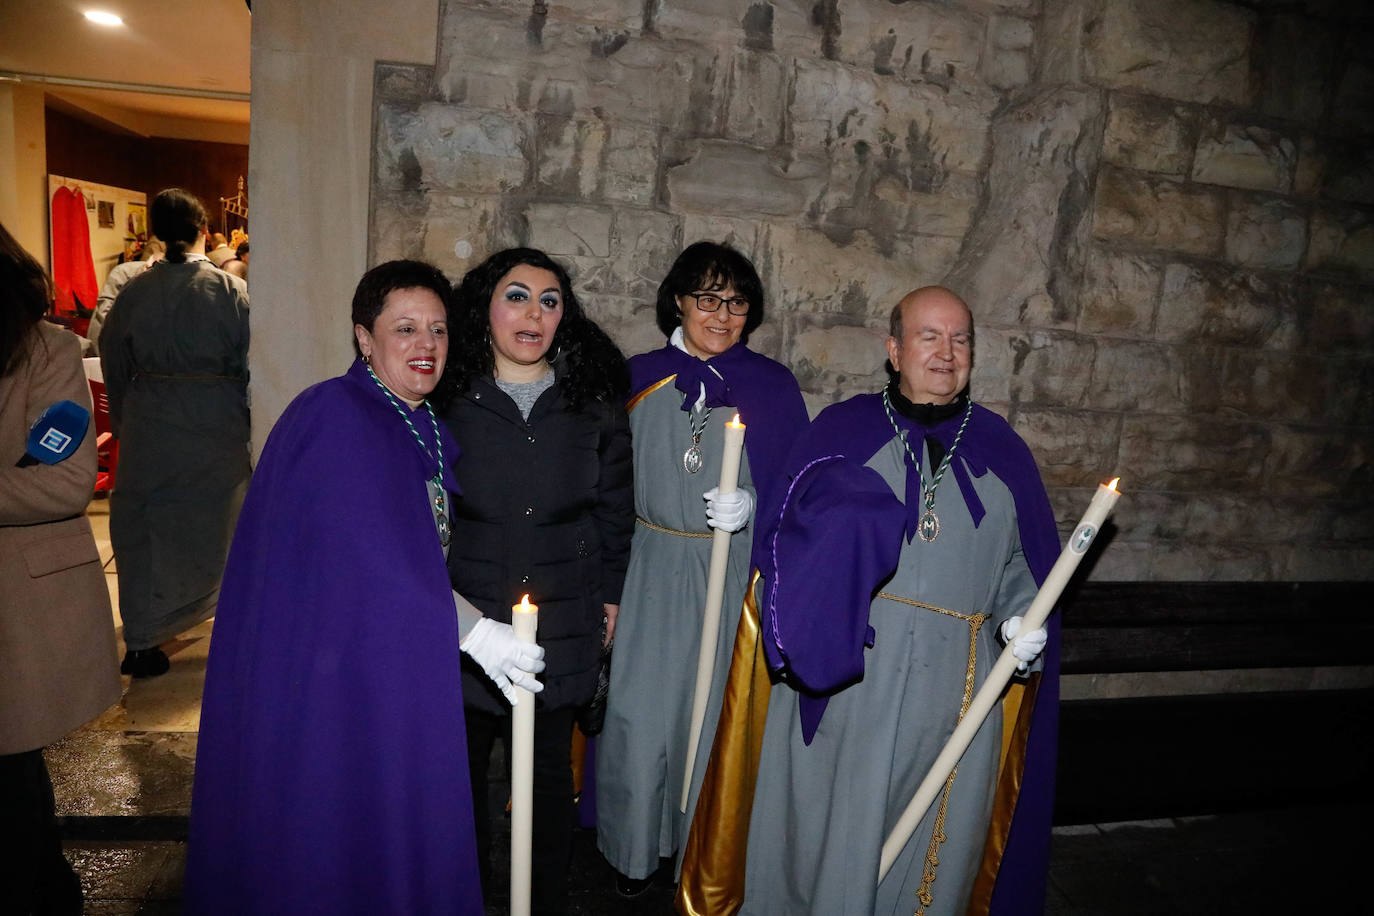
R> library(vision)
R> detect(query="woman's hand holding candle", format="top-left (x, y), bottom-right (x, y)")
top-left (460, 615), bottom-right (545, 706)
top-left (703, 486), bottom-right (754, 532)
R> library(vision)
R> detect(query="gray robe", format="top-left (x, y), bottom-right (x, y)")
top-left (596, 381), bottom-right (755, 880)
top-left (87, 259), bottom-right (153, 355)
top-left (742, 433), bottom-right (1038, 916)
top-left (99, 256), bottom-right (250, 649)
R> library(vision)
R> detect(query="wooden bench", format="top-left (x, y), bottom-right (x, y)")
top-left (1053, 581), bottom-right (1374, 825)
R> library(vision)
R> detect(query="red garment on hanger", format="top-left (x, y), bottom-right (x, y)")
top-left (51, 186), bottom-right (98, 316)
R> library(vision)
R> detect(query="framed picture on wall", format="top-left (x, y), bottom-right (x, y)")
top-left (98, 200), bottom-right (115, 228)
top-left (127, 203), bottom-right (146, 239)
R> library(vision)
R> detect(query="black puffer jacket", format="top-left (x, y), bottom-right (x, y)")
top-left (444, 374), bottom-right (633, 713)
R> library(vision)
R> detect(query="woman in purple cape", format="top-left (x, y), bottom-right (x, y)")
top-left (184, 260), bottom-right (543, 914)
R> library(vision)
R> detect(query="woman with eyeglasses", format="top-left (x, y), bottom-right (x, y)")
top-left (595, 241), bottom-right (808, 896)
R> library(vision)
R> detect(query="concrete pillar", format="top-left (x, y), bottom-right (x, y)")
top-left (0, 83), bottom-right (50, 267)
top-left (247, 0), bottom-right (437, 455)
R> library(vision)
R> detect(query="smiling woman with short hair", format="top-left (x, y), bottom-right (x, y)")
top-left (185, 259), bottom-right (544, 914)
top-left (595, 240), bottom-right (810, 897)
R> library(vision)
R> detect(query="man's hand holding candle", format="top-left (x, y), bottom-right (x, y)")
top-left (999, 616), bottom-right (1049, 674)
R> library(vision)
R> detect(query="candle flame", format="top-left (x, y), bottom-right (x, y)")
top-left (1107, 477), bottom-right (1121, 492)
top-left (728, 413), bottom-right (744, 429)
top-left (518, 594), bottom-right (532, 612)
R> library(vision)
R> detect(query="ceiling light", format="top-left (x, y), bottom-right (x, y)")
top-left (84, 11), bottom-right (124, 26)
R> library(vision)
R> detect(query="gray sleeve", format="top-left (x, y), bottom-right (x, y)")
top-left (452, 590), bottom-right (484, 641)
top-left (993, 531), bottom-right (1044, 677)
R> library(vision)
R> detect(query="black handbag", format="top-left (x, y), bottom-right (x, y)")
top-left (576, 633), bottom-right (612, 736)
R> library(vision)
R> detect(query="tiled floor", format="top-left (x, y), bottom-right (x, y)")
top-left (88, 498), bottom-right (210, 735)
top-left (57, 501), bottom-right (1363, 914)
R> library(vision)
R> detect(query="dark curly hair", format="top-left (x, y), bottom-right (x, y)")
top-left (438, 248), bottom-right (628, 410)
top-left (654, 241), bottom-right (765, 340)
top-left (1, 220), bottom-right (53, 378)
top-left (350, 259), bottom-right (453, 360)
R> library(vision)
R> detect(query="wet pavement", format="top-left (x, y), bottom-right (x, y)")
top-left (57, 799), bottom-right (1363, 914)
top-left (55, 500), bottom-right (1362, 914)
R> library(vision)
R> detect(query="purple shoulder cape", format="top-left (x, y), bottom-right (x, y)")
top-left (184, 361), bottom-right (482, 914)
top-left (628, 341), bottom-right (809, 514)
top-left (759, 392), bottom-right (1061, 914)
top-left (758, 453), bottom-right (907, 716)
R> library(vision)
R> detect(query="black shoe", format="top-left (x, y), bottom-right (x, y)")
top-left (121, 648), bottom-right (170, 678)
top-left (614, 872), bottom-right (654, 899)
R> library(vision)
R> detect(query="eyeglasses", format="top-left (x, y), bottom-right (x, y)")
top-left (687, 292), bottom-right (750, 317)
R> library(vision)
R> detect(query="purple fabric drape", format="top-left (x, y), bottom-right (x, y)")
top-left (184, 361), bottom-right (481, 915)
top-left (628, 341), bottom-right (810, 520)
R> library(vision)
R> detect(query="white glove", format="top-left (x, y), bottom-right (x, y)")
top-left (460, 617), bottom-right (546, 705)
top-left (1000, 616), bottom-right (1048, 674)
top-left (704, 486), bottom-right (754, 533)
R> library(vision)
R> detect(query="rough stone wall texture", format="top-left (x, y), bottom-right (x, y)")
top-left (371, 0), bottom-right (1374, 583)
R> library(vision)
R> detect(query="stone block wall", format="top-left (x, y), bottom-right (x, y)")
top-left (1038, 0), bottom-right (1374, 580)
top-left (370, 0), bottom-right (1374, 582)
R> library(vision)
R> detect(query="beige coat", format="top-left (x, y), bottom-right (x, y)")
top-left (0, 321), bottom-right (120, 754)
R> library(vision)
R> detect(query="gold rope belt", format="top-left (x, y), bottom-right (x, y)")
top-left (875, 591), bottom-right (988, 915)
top-left (636, 516), bottom-right (713, 539)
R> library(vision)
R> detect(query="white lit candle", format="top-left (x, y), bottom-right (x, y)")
top-left (510, 593), bottom-right (539, 916)
top-left (681, 413), bottom-right (747, 812)
top-left (878, 479), bottom-right (1122, 881)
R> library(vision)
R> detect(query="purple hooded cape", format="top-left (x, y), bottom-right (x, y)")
top-left (759, 392), bottom-right (1062, 915)
top-left (627, 342), bottom-right (810, 521)
top-left (184, 361), bottom-right (482, 915)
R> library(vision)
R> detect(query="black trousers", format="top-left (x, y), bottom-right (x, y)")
top-left (0, 749), bottom-right (82, 915)
top-left (465, 705), bottom-right (575, 916)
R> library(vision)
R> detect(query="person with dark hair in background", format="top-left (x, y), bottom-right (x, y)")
top-left (438, 247), bottom-right (633, 915)
top-left (595, 241), bottom-right (809, 896)
top-left (99, 188), bottom-right (250, 677)
top-left (186, 259), bottom-right (541, 914)
top-left (0, 220), bottom-right (121, 915)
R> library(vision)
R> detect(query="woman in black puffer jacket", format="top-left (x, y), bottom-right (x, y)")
top-left (438, 247), bottom-right (633, 915)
